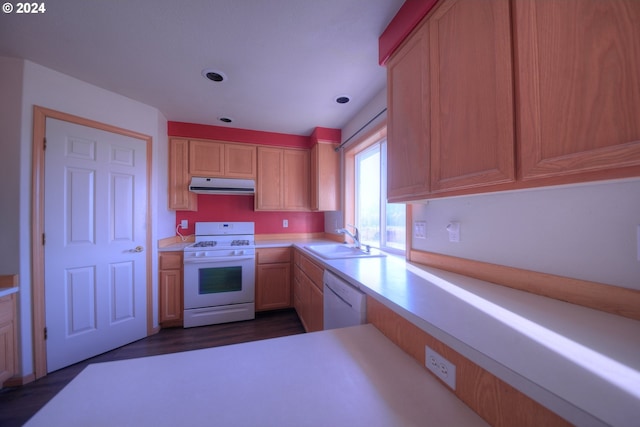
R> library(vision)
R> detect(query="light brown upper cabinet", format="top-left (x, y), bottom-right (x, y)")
top-left (189, 140), bottom-right (224, 176)
top-left (168, 138), bottom-right (197, 211)
top-left (188, 139), bottom-right (256, 179)
top-left (387, 0), bottom-right (515, 202)
top-left (385, 0), bottom-right (640, 202)
top-left (515, 0), bottom-right (640, 180)
top-left (310, 142), bottom-right (340, 211)
top-left (387, 20), bottom-right (430, 201)
top-left (168, 138), bottom-right (257, 210)
top-left (428, 0), bottom-right (515, 193)
top-left (224, 143), bottom-right (257, 178)
top-left (256, 146), bottom-right (310, 211)
top-left (283, 149), bottom-right (310, 211)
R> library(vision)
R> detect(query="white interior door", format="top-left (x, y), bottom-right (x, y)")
top-left (44, 118), bottom-right (148, 372)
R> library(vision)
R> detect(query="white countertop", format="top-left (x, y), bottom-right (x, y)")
top-left (0, 286), bottom-right (18, 298)
top-left (157, 241), bottom-right (192, 252)
top-left (301, 245), bottom-right (640, 427)
top-left (25, 325), bottom-right (488, 427)
top-left (159, 236), bottom-right (639, 425)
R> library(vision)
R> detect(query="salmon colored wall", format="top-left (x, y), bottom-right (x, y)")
top-left (175, 195), bottom-right (325, 235)
top-left (169, 121), bottom-right (340, 237)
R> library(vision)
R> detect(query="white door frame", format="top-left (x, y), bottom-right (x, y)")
top-left (31, 106), bottom-right (155, 380)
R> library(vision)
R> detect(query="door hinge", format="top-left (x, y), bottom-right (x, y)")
top-left (43, 137), bottom-right (46, 151)
top-left (44, 327), bottom-right (48, 341)
top-left (42, 233), bottom-right (45, 245)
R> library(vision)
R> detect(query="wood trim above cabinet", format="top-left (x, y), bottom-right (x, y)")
top-left (409, 249), bottom-right (640, 321)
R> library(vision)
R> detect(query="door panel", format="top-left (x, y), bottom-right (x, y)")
top-left (45, 118), bottom-right (147, 372)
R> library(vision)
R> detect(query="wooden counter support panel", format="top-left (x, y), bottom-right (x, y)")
top-left (366, 296), bottom-right (571, 427)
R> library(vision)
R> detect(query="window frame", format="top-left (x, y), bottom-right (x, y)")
top-left (343, 122), bottom-right (406, 255)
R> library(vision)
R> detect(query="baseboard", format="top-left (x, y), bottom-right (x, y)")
top-left (3, 373), bottom-right (36, 387)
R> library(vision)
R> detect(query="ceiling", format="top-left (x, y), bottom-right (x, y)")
top-left (0, 0), bottom-right (404, 136)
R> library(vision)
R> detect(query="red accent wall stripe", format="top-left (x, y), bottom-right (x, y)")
top-left (378, 0), bottom-right (440, 65)
top-left (168, 121), bottom-right (311, 148)
top-left (175, 195), bottom-right (325, 235)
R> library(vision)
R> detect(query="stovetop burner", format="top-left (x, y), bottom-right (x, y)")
top-left (230, 239), bottom-right (250, 246)
top-left (192, 241), bottom-right (217, 248)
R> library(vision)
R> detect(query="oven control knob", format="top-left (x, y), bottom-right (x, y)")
top-left (237, 250), bottom-right (244, 255)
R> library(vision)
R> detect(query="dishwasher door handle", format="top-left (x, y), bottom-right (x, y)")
top-left (325, 283), bottom-right (352, 308)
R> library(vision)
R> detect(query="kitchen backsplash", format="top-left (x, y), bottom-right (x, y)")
top-left (176, 194), bottom-right (325, 235)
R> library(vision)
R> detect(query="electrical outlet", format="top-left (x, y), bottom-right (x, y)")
top-left (414, 221), bottom-right (426, 239)
top-left (180, 220), bottom-right (188, 229)
top-left (425, 346), bottom-right (456, 390)
top-left (283, 219), bottom-right (288, 228)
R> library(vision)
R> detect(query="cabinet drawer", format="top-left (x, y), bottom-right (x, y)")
top-left (300, 254), bottom-right (323, 289)
top-left (257, 247), bottom-right (291, 264)
top-left (159, 252), bottom-right (183, 270)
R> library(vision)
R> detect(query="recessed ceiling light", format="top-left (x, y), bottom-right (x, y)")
top-left (218, 117), bottom-right (233, 123)
top-left (202, 68), bottom-right (227, 82)
top-left (336, 96), bottom-right (351, 104)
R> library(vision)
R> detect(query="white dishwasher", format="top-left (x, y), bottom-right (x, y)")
top-left (323, 270), bottom-right (366, 330)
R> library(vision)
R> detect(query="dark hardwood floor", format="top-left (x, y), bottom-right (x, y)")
top-left (0, 309), bottom-right (305, 427)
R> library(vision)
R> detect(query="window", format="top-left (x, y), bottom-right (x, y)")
top-left (348, 131), bottom-right (405, 253)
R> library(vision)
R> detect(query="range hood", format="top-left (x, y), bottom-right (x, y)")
top-left (189, 177), bottom-right (255, 195)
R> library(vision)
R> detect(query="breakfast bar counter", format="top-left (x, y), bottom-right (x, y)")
top-left (25, 324), bottom-right (488, 427)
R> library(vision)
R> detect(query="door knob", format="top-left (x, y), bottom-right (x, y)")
top-left (132, 246), bottom-right (144, 253)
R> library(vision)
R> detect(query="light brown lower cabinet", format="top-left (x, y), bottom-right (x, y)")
top-left (159, 251), bottom-right (183, 327)
top-left (256, 248), bottom-right (292, 311)
top-left (293, 249), bottom-right (324, 332)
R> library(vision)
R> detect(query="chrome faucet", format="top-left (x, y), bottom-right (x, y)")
top-left (336, 224), bottom-right (361, 249)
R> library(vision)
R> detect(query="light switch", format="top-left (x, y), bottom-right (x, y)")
top-left (283, 219), bottom-right (289, 228)
top-left (414, 221), bottom-right (426, 239)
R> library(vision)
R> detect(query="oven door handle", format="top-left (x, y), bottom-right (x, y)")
top-left (184, 256), bottom-right (255, 264)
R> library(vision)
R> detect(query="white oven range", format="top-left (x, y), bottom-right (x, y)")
top-left (183, 222), bottom-right (255, 328)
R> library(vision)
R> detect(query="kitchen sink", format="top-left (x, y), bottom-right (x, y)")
top-left (304, 244), bottom-right (386, 260)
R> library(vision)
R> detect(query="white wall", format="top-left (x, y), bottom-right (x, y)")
top-left (411, 179), bottom-right (640, 290)
top-left (5, 58), bottom-right (174, 379)
top-left (0, 58), bottom-right (24, 275)
top-left (341, 88), bottom-right (386, 147)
